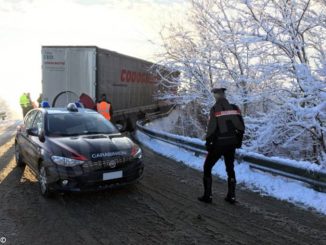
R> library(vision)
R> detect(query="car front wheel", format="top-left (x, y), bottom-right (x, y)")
top-left (15, 142), bottom-right (25, 167)
top-left (38, 164), bottom-right (53, 198)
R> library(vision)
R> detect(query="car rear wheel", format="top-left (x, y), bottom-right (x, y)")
top-left (15, 142), bottom-right (25, 167)
top-left (39, 164), bottom-right (53, 198)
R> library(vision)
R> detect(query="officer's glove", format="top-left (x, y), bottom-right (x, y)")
top-left (205, 141), bottom-right (214, 152)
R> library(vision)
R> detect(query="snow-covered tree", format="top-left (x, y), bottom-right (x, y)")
top-left (154, 0), bottom-right (326, 165)
top-left (237, 0), bottom-right (326, 164)
top-left (155, 0), bottom-right (273, 115)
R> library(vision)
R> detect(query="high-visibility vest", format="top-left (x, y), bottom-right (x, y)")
top-left (19, 94), bottom-right (31, 107)
top-left (97, 101), bottom-right (111, 120)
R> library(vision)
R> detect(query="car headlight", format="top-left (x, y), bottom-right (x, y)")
top-left (51, 156), bottom-right (85, 167)
top-left (131, 145), bottom-right (142, 159)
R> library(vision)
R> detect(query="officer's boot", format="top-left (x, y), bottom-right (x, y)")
top-left (224, 178), bottom-right (236, 204)
top-left (198, 176), bottom-right (212, 203)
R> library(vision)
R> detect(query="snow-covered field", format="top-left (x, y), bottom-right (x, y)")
top-left (135, 130), bottom-right (326, 215)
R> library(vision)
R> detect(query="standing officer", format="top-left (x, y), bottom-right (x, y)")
top-left (198, 88), bottom-right (245, 204)
top-left (96, 93), bottom-right (113, 121)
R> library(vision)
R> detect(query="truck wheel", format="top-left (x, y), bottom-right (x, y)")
top-left (38, 164), bottom-right (53, 198)
top-left (116, 120), bottom-right (127, 132)
top-left (15, 143), bottom-right (25, 167)
top-left (126, 117), bottom-right (134, 132)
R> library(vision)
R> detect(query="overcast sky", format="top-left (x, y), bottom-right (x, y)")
top-left (0, 0), bottom-right (188, 112)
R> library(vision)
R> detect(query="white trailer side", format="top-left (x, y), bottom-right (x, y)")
top-left (42, 47), bottom-right (96, 106)
top-left (42, 46), bottom-right (171, 130)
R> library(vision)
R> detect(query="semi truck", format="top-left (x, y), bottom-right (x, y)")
top-left (42, 46), bottom-right (172, 130)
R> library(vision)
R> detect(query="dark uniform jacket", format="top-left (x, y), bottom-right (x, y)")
top-left (206, 98), bottom-right (245, 148)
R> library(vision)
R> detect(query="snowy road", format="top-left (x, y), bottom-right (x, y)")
top-left (0, 122), bottom-right (325, 244)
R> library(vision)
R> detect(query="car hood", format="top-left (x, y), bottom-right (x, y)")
top-left (48, 134), bottom-right (134, 161)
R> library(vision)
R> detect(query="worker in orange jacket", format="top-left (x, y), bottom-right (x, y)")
top-left (96, 94), bottom-right (113, 120)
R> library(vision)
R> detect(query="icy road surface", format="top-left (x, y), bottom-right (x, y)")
top-left (0, 121), bottom-right (325, 244)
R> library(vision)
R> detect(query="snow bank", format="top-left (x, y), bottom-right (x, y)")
top-left (237, 149), bottom-right (326, 173)
top-left (136, 130), bottom-right (326, 215)
top-left (146, 109), bottom-right (182, 133)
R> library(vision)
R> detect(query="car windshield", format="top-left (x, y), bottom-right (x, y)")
top-left (46, 113), bottom-right (119, 137)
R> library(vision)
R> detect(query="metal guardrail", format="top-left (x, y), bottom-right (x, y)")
top-left (136, 114), bottom-right (326, 192)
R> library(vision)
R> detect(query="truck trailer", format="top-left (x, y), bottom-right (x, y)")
top-left (42, 46), bottom-right (170, 130)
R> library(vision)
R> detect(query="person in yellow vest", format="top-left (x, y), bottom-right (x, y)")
top-left (19, 92), bottom-right (33, 117)
top-left (96, 94), bottom-right (113, 121)
top-left (37, 93), bottom-right (43, 107)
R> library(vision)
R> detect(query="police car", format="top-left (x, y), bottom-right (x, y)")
top-left (15, 103), bottom-right (143, 197)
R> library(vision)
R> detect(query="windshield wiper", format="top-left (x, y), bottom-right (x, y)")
top-left (49, 132), bottom-right (118, 137)
top-left (82, 132), bottom-right (121, 137)
top-left (80, 131), bottom-right (108, 135)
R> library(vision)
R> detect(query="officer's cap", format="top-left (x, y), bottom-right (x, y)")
top-left (211, 88), bottom-right (227, 94)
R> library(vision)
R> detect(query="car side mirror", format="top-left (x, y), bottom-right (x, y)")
top-left (26, 127), bottom-right (38, 136)
top-left (38, 129), bottom-right (45, 142)
top-left (115, 123), bottom-right (124, 132)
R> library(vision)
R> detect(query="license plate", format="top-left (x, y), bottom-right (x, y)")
top-left (103, 171), bottom-right (123, 181)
